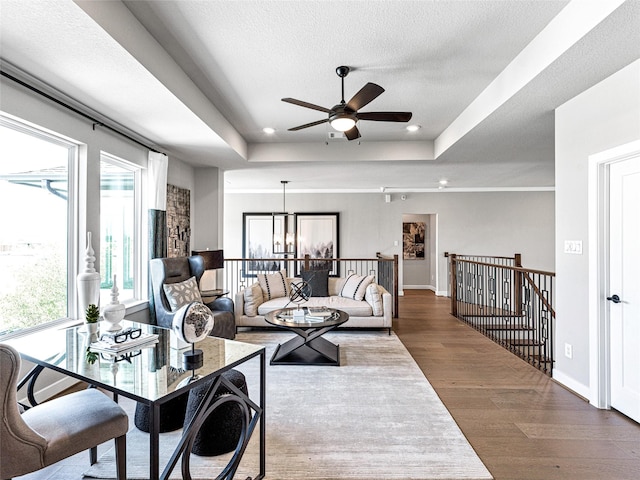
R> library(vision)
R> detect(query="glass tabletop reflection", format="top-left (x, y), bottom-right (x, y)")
top-left (6, 320), bottom-right (264, 403)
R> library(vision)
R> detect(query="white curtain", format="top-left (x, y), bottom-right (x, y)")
top-left (147, 151), bottom-right (168, 211)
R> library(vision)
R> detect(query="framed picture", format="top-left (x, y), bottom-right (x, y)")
top-left (295, 213), bottom-right (340, 276)
top-left (242, 213), bottom-right (284, 276)
top-left (403, 221), bottom-right (426, 259)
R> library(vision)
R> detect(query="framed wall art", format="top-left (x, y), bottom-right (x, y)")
top-left (295, 213), bottom-right (340, 276)
top-left (242, 213), bottom-right (284, 276)
top-left (403, 221), bottom-right (426, 259)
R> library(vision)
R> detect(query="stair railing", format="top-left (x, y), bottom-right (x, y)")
top-left (448, 253), bottom-right (555, 375)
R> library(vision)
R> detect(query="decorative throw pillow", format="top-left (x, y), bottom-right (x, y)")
top-left (244, 283), bottom-right (264, 316)
top-left (340, 274), bottom-right (374, 301)
top-left (365, 283), bottom-right (384, 316)
top-left (163, 276), bottom-right (202, 312)
top-left (257, 270), bottom-right (289, 300)
top-left (301, 269), bottom-right (329, 297)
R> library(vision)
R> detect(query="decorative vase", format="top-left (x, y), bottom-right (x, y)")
top-left (85, 321), bottom-right (100, 343)
top-left (102, 274), bottom-right (126, 331)
top-left (77, 231), bottom-right (101, 319)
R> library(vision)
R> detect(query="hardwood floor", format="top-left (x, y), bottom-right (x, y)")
top-left (395, 289), bottom-right (640, 480)
top-left (14, 290), bottom-right (640, 479)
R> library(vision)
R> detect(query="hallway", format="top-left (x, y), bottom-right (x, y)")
top-left (395, 290), bottom-right (640, 480)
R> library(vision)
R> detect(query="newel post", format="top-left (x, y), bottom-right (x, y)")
top-left (514, 253), bottom-right (522, 315)
top-left (449, 253), bottom-right (458, 317)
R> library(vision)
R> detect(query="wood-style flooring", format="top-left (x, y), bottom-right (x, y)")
top-left (13, 290), bottom-right (640, 480)
top-left (395, 289), bottom-right (640, 480)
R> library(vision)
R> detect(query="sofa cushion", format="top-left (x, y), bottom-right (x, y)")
top-left (257, 296), bottom-right (373, 318)
top-left (365, 283), bottom-right (384, 316)
top-left (339, 274), bottom-right (374, 301)
top-left (163, 276), bottom-right (202, 311)
top-left (244, 283), bottom-right (264, 316)
top-left (257, 270), bottom-right (289, 300)
top-left (301, 269), bottom-right (329, 297)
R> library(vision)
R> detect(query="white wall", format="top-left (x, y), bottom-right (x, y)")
top-left (554, 60), bottom-right (640, 396)
top-left (223, 190), bottom-right (555, 294)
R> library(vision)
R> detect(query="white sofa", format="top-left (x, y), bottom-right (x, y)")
top-left (234, 274), bottom-right (392, 333)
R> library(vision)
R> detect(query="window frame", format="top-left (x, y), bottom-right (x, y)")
top-left (99, 151), bottom-right (144, 306)
top-left (0, 113), bottom-right (80, 337)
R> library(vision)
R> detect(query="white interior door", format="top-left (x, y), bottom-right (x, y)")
top-left (609, 155), bottom-right (640, 422)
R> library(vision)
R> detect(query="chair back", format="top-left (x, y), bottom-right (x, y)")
top-left (149, 255), bottom-right (206, 328)
top-left (0, 343), bottom-right (48, 478)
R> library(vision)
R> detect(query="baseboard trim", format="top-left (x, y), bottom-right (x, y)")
top-left (552, 370), bottom-right (591, 402)
top-left (435, 290), bottom-right (449, 297)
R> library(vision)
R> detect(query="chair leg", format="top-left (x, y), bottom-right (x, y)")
top-left (90, 446), bottom-right (98, 464)
top-left (115, 435), bottom-right (127, 480)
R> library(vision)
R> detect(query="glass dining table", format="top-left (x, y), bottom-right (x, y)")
top-left (4, 319), bottom-right (266, 480)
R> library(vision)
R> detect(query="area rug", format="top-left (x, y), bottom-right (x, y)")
top-left (84, 331), bottom-right (492, 479)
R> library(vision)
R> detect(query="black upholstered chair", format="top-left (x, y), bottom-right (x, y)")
top-left (149, 255), bottom-right (235, 340)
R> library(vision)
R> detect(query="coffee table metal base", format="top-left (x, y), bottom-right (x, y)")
top-left (271, 334), bottom-right (340, 366)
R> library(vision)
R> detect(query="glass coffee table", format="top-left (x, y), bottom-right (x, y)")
top-left (265, 307), bottom-right (348, 366)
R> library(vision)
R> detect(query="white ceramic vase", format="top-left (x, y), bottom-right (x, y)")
top-left (85, 321), bottom-right (100, 343)
top-left (77, 231), bottom-right (101, 319)
top-left (102, 274), bottom-right (126, 331)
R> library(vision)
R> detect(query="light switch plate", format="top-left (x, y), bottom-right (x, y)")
top-left (564, 240), bottom-right (583, 254)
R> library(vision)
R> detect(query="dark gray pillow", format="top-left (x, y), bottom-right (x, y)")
top-left (301, 269), bottom-right (329, 297)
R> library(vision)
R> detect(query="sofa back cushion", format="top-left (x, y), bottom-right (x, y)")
top-left (257, 270), bottom-right (289, 300)
top-left (339, 274), bottom-right (374, 301)
top-left (244, 283), bottom-right (264, 316)
top-left (365, 283), bottom-right (384, 316)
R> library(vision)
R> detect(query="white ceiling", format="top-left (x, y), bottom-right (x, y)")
top-left (1, 0), bottom-right (639, 192)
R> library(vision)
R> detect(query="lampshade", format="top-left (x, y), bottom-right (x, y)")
top-left (330, 115), bottom-right (356, 132)
top-left (192, 249), bottom-right (224, 270)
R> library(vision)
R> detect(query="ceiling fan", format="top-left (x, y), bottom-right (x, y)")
top-left (282, 66), bottom-right (412, 141)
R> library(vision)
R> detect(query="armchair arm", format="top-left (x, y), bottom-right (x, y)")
top-left (204, 296), bottom-right (234, 314)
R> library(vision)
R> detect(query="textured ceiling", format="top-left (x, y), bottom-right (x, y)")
top-left (1, 0), bottom-right (639, 192)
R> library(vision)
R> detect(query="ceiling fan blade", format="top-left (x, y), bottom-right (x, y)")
top-left (282, 97), bottom-right (333, 114)
top-left (357, 111), bottom-right (413, 122)
top-left (344, 125), bottom-right (361, 141)
top-left (288, 118), bottom-right (330, 131)
top-left (346, 83), bottom-right (385, 111)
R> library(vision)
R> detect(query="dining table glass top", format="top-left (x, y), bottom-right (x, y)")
top-left (5, 320), bottom-right (264, 403)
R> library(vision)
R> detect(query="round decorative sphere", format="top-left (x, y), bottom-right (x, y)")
top-left (289, 281), bottom-right (312, 305)
top-left (172, 302), bottom-right (214, 344)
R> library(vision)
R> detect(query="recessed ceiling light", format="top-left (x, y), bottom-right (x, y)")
top-left (439, 179), bottom-right (448, 186)
top-left (263, 127), bottom-right (275, 134)
top-left (406, 124), bottom-right (421, 132)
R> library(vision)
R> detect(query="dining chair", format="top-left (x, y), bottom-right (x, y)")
top-left (0, 343), bottom-right (128, 480)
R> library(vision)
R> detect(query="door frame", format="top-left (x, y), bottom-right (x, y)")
top-left (588, 139), bottom-right (640, 409)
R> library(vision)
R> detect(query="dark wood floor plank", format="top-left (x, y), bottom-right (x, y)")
top-left (395, 289), bottom-right (640, 480)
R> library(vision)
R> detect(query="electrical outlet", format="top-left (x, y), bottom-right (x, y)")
top-left (564, 343), bottom-right (573, 359)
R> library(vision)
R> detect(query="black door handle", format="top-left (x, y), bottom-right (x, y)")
top-left (607, 294), bottom-right (621, 304)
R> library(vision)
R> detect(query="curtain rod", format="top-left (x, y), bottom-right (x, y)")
top-left (1, 69), bottom-right (164, 155)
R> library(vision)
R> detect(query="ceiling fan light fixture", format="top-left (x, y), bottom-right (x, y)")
top-left (406, 124), bottom-right (421, 132)
top-left (330, 115), bottom-right (356, 132)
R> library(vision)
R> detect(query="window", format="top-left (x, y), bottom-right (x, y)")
top-left (0, 117), bottom-right (76, 334)
top-left (100, 153), bottom-right (141, 305)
